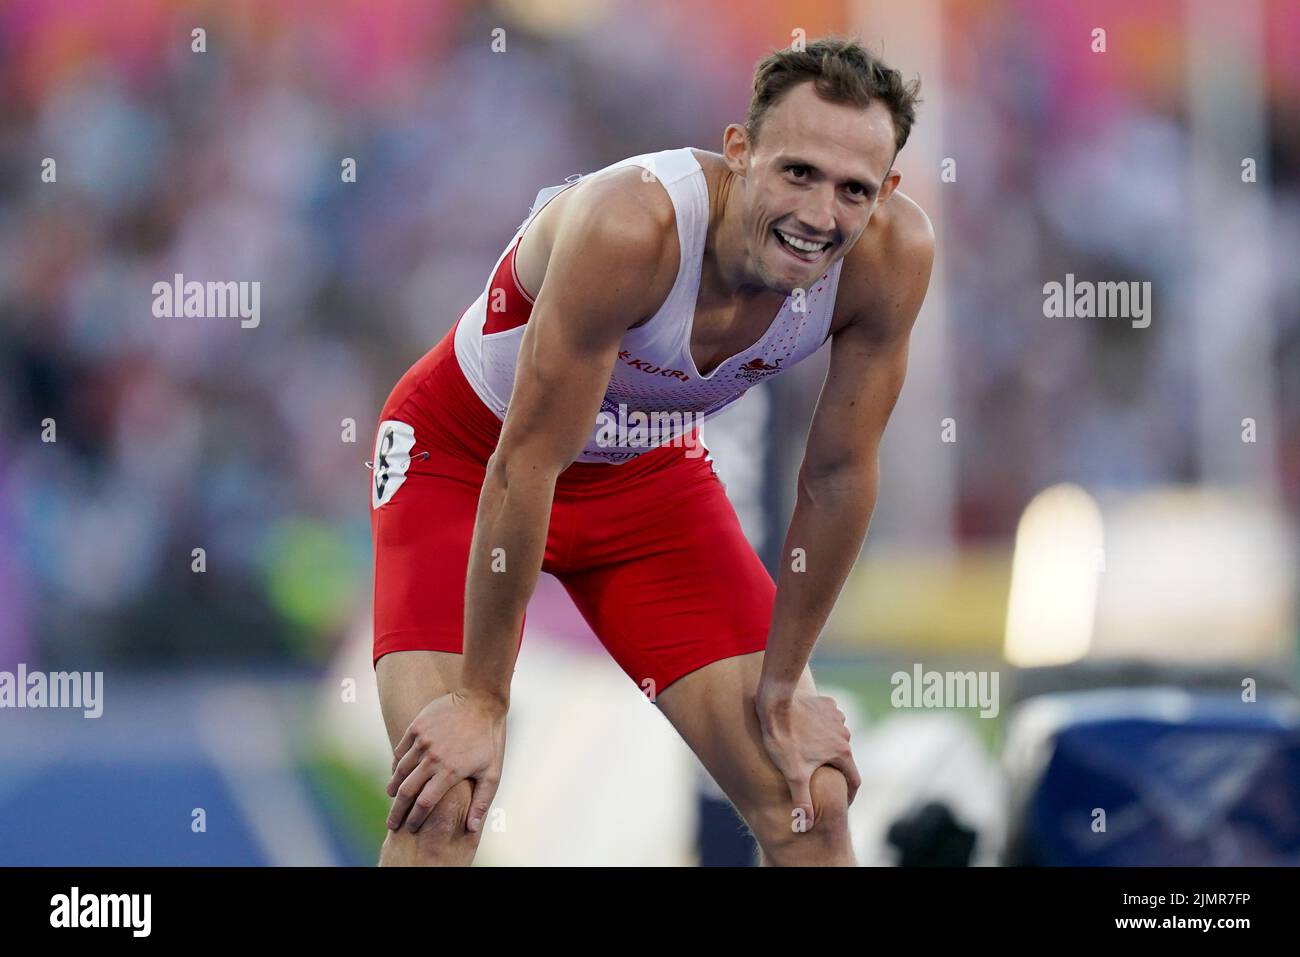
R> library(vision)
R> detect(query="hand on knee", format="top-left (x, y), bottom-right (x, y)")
top-left (808, 764), bottom-right (850, 831)
top-left (380, 779), bottom-right (481, 866)
top-left (749, 765), bottom-right (854, 865)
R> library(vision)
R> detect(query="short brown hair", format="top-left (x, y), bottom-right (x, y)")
top-left (744, 36), bottom-right (922, 156)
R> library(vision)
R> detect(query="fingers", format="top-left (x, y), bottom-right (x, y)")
top-left (386, 743), bottom-right (428, 798)
top-left (834, 743), bottom-right (860, 806)
top-left (832, 750), bottom-right (862, 806)
top-left (403, 769), bottom-right (461, 833)
top-left (466, 774), bottom-right (501, 833)
top-left (387, 756), bottom-right (437, 830)
top-left (392, 727), bottom-right (417, 774)
top-left (824, 698), bottom-right (859, 804)
top-left (830, 707), bottom-right (860, 805)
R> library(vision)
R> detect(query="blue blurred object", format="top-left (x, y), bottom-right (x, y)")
top-left (1004, 688), bottom-right (1300, 865)
top-left (0, 674), bottom-right (361, 866)
top-left (0, 762), bottom-right (264, 866)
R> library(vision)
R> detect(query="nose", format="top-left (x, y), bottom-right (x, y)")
top-left (796, 184), bottom-right (837, 240)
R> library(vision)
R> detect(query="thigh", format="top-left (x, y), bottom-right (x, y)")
top-left (375, 650), bottom-right (464, 747)
top-left (555, 458), bottom-right (776, 698)
top-left (654, 651), bottom-right (817, 821)
top-left (374, 650), bottom-right (483, 864)
top-left (370, 414), bottom-right (484, 664)
top-left (370, 415), bottom-right (544, 666)
top-left (656, 652), bottom-right (853, 864)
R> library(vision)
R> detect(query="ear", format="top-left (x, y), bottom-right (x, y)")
top-left (877, 168), bottom-right (903, 204)
top-left (722, 123), bottom-right (751, 176)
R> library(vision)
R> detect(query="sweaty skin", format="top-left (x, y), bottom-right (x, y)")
top-left (386, 82), bottom-right (935, 837)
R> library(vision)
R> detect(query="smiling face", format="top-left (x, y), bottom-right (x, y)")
top-left (723, 80), bottom-right (902, 294)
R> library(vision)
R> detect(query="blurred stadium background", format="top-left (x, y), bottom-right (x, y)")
top-left (1, 0), bottom-right (1297, 865)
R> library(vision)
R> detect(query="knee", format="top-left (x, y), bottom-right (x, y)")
top-left (746, 766), bottom-right (853, 863)
top-left (810, 764), bottom-right (851, 826)
top-left (380, 779), bottom-right (481, 866)
top-left (795, 765), bottom-right (851, 838)
top-left (416, 778), bottom-right (475, 841)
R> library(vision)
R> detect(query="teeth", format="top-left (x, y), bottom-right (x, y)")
top-left (776, 229), bottom-right (827, 255)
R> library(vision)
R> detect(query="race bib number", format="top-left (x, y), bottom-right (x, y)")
top-left (371, 419), bottom-right (416, 509)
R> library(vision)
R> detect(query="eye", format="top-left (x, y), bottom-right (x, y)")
top-left (786, 164), bottom-right (809, 180)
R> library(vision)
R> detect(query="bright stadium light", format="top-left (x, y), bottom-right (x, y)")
top-left (1003, 484), bottom-right (1105, 667)
top-left (1090, 488), bottom-right (1294, 664)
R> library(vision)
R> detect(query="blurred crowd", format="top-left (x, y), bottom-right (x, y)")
top-left (0, 0), bottom-right (1295, 668)
top-left (0, 0), bottom-right (773, 667)
top-left (941, 0), bottom-right (1300, 537)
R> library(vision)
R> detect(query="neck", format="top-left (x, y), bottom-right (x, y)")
top-left (703, 166), bottom-right (775, 303)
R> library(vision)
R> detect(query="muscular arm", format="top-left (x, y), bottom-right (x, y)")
top-left (460, 174), bottom-right (675, 709)
top-left (758, 213), bottom-right (935, 704)
top-left (386, 172), bottom-right (675, 834)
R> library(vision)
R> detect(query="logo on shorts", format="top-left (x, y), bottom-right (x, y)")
top-left (734, 356), bottom-right (783, 382)
top-left (371, 420), bottom-right (416, 508)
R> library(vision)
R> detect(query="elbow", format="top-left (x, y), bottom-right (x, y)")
top-left (485, 445), bottom-right (566, 495)
top-left (797, 458), bottom-right (879, 510)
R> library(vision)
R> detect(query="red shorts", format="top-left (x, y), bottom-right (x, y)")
top-left (368, 322), bottom-right (775, 694)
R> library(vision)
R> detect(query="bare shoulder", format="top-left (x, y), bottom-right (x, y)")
top-left (873, 190), bottom-right (935, 266)
top-left (565, 164), bottom-right (677, 242)
top-left (835, 190), bottom-right (936, 340)
top-left (530, 164), bottom-right (680, 326)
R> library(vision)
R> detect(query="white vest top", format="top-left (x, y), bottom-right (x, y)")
top-left (454, 147), bottom-right (844, 463)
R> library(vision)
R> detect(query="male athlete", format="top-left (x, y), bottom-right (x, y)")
top-left (370, 36), bottom-right (934, 866)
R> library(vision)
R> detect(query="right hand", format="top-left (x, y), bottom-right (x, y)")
top-left (754, 685), bottom-right (860, 832)
top-left (386, 687), bottom-right (507, 834)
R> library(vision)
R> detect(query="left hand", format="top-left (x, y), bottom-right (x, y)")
top-left (754, 685), bottom-right (861, 832)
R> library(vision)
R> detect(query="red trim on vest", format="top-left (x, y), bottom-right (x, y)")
top-left (510, 240), bottom-right (537, 305)
top-left (482, 239), bottom-right (536, 335)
